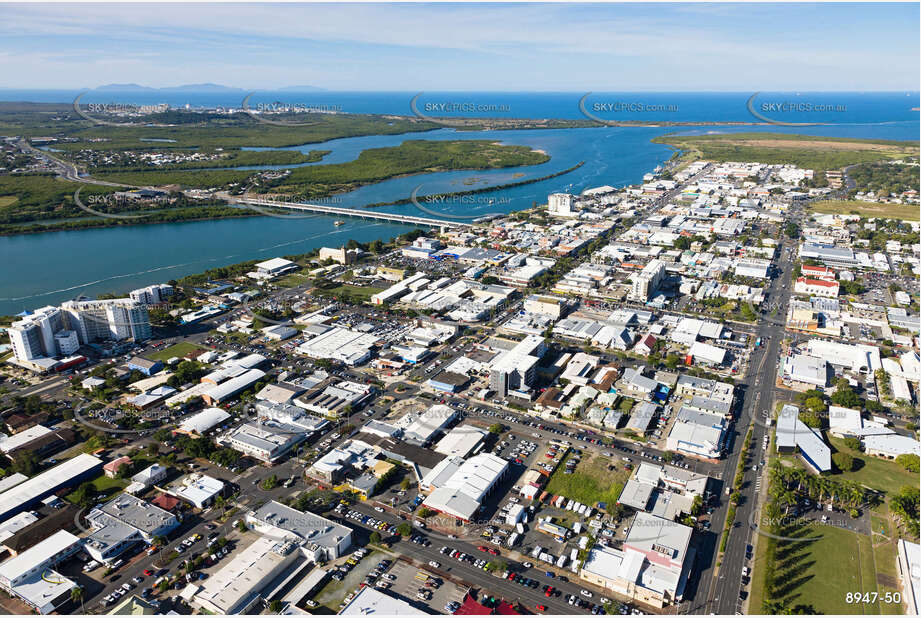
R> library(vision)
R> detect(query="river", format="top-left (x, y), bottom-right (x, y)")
top-left (0, 91), bottom-right (918, 314)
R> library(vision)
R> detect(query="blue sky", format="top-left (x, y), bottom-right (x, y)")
top-left (0, 3), bottom-right (917, 91)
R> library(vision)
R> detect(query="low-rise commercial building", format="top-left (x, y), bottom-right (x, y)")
top-left (0, 530), bottom-right (81, 614)
top-left (226, 422), bottom-right (307, 463)
top-left (246, 500), bottom-right (351, 561)
top-left (775, 405), bottom-right (831, 473)
top-left (168, 474), bottom-right (225, 509)
top-left (84, 495), bottom-right (179, 564)
top-left (793, 277), bottom-right (839, 298)
top-left (580, 513), bottom-right (693, 608)
top-left (295, 380), bottom-right (374, 419)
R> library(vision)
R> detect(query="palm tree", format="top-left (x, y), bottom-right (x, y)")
top-left (153, 535), bottom-right (167, 566)
top-left (71, 586), bottom-right (85, 613)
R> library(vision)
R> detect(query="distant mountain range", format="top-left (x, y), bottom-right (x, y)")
top-left (94, 83), bottom-right (325, 92)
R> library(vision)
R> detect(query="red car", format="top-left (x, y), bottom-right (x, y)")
top-left (488, 548), bottom-right (499, 555)
top-left (536, 605), bottom-right (547, 612)
top-left (477, 546), bottom-right (488, 552)
top-left (143, 569), bottom-right (153, 576)
top-left (545, 587), bottom-right (554, 597)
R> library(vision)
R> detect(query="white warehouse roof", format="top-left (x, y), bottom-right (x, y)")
top-left (0, 454), bottom-right (103, 522)
top-left (178, 407), bottom-right (231, 434)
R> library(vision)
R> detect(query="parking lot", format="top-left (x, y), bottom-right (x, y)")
top-left (385, 560), bottom-right (467, 612)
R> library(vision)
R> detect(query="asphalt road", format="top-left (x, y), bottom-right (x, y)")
top-left (700, 226), bottom-right (798, 615)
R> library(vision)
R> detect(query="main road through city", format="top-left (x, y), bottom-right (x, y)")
top-left (698, 216), bottom-right (799, 615)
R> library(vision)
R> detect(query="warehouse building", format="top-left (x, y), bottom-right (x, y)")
top-left (191, 535), bottom-right (302, 614)
top-left (175, 407), bottom-right (231, 436)
top-left (340, 586), bottom-right (429, 615)
top-left (0, 454), bottom-right (102, 523)
top-left (296, 326), bottom-right (378, 365)
top-left (434, 425), bottom-right (487, 458)
top-left (399, 404), bottom-right (459, 445)
top-left (421, 453), bottom-right (509, 521)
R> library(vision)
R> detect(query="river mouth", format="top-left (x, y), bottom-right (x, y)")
top-left (3, 103), bottom-right (918, 314)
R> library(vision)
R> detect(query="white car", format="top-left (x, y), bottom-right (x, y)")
top-left (374, 507), bottom-right (384, 513)
top-left (428, 561), bottom-right (441, 568)
top-left (580, 590), bottom-right (593, 598)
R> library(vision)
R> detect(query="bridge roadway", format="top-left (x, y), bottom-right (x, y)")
top-left (233, 197), bottom-right (472, 229)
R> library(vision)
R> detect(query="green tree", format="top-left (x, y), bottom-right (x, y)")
top-left (488, 423), bottom-right (503, 434)
top-left (71, 586), bottom-right (85, 613)
top-left (832, 452), bottom-right (855, 472)
top-left (830, 383), bottom-right (862, 409)
top-left (896, 454), bottom-right (920, 473)
top-left (369, 531), bottom-right (382, 545)
top-left (396, 522), bottom-right (412, 537)
top-left (153, 535), bottom-right (168, 566)
top-left (843, 437), bottom-right (862, 451)
top-left (10, 450), bottom-right (38, 476)
top-left (484, 559), bottom-right (507, 573)
top-left (268, 600), bottom-right (283, 613)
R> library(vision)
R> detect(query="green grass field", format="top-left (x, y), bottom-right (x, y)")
top-left (872, 532), bottom-right (905, 615)
top-left (808, 199), bottom-right (920, 221)
top-left (0, 195), bottom-right (18, 207)
top-left (544, 451), bottom-right (630, 508)
top-left (315, 284), bottom-right (386, 303)
top-left (753, 521), bottom-right (886, 614)
top-left (652, 132), bottom-right (919, 171)
top-left (827, 436), bottom-right (920, 498)
top-left (274, 272), bottom-right (313, 288)
top-left (65, 473), bottom-right (128, 503)
top-left (145, 342), bottom-right (207, 362)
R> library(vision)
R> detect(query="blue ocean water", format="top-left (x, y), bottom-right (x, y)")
top-left (3, 89), bottom-right (919, 126)
top-left (0, 91), bottom-right (917, 313)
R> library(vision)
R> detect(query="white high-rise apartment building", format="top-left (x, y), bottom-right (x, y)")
top-left (630, 259), bottom-right (666, 301)
top-left (8, 306), bottom-right (64, 360)
top-left (62, 299), bottom-right (151, 343)
top-left (9, 298), bottom-right (151, 364)
top-left (129, 283), bottom-right (174, 305)
top-left (547, 193), bottom-right (577, 217)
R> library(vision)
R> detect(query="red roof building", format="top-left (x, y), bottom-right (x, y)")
top-left (455, 593), bottom-right (492, 615)
top-left (151, 493), bottom-right (181, 512)
top-left (495, 601), bottom-right (520, 615)
top-left (103, 456), bottom-right (132, 478)
top-left (793, 277), bottom-right (840, 299)
top-left (801, 264), bottom-right (836, 281)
